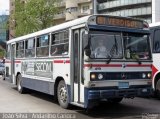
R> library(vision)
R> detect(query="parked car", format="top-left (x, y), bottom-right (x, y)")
top-left (0, 63), bottom-right (5, 75)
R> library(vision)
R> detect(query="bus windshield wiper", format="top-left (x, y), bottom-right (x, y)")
top-left (132, 55), bottom-right (142, 65)
top-left (106, 55), bottom-right (112, 64)
top-left (107, 35), bottom-right (118, 64)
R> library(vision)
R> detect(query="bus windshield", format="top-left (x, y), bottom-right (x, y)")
top-left (89, 31), bottom-right (151, 60)
top-left (124, 33), bottom-right (151, 60)
top-left (90, 32), bottom-right (123, 59)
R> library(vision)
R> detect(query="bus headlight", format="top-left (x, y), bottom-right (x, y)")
top-left (98, 74), bottom-right (103, 80)
top-left (91, 74), bottom-right (96, 79)
top-left (147, 73), bottom-right (151, 78)
top-left (142, 73), bottom-right (146, 78)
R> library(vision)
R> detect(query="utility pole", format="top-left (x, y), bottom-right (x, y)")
top-left (93, 0), bottom-right (97, 14)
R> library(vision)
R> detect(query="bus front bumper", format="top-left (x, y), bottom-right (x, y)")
top-left (86, 85), bottom-right (153, 100)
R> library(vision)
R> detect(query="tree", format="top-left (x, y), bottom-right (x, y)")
top-left (12, 0), bottom-right (59, 37)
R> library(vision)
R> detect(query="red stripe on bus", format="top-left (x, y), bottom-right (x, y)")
top-left (152, 65), bottom-right (158, 79)
top-left (5, 61), bottom-right (21, 63)
top-left (15, 61), bottom-right (21, 63)
top-left (5, 61), bottom-right (11, 63)
top-left (84, 64), bottom-right (151, 68)
top-left (127, 64), bottom-right (151, 67)
top-left (84, 64), bottom-right (121, 67)
top-left (53, 60), bottom-right (70, 63)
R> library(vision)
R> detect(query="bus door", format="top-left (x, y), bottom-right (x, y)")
top-left (11, 44), bottom-right (16, 84)
top-left (72, 28), bottom-right (85, 104)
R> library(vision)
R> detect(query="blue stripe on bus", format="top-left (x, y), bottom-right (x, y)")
top-left (21, 77), bottom-right (72, 104)
top-left (21, 77), bottom-right (54, 95)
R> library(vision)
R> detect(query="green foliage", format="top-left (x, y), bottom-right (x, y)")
top-left (13, 0), bottom-right (59, 37)
top-left (0, 49), bottom-right (5, 58)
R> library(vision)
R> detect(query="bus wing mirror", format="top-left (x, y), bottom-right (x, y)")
top-left (84, 48), bottom-right (91, 56)
top-left (83, 34), bottom-right (89, 48)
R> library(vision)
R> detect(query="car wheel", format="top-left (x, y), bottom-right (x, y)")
top-left (57, 80), bottom-right (69, 108)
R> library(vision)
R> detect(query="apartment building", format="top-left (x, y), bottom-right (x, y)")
top-left (54, 0), bottom-right (93, 24)
top-left (97, 0), bottom-right (160, 23)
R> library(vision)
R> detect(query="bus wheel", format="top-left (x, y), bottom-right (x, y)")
top-left (108, 98), bottom-right (123, 103)
top-left (57, 80), bottom-right (69, 108)
top-left (17, 74), bottom-right (25, 94)
top-left (155, 79), bottom-right (160, 99)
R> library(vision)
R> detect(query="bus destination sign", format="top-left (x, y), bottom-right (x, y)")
top-left (96, 16), bottom-right (143, 29)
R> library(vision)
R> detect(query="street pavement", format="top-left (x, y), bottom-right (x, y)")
top-left (0, 77), bottom-right (160, 119)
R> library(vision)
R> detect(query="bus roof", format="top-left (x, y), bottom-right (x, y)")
top-left (149, 22), bottom-right (160, 27)
top-left (7, 15), bottom-right (91, 44)
top-left (7, 15), bottom-right (147, 44)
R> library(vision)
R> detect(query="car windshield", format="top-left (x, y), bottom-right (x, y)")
top-left (123, 33), bottom-right (151, 60)
top-left (90, 32), bottom-right (123, 59)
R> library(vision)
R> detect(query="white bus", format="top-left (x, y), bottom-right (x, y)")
top-left (5, 15), bottom-right (153, 109)
top-left (149, 22), bottom-right (160, 98)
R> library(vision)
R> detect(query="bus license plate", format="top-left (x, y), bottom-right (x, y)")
top-left (118, 82), bottom-right (129, 89)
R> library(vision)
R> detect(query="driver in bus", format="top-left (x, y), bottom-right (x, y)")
top-left (92, 39), bottom-right (108, 58)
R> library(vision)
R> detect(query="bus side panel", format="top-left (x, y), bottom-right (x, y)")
top-left (21, 77), bottom-right (54, 95)
top-left (53, 59), bottom-right (70, 85)
top-left (19, 59), bottom-right (55, 95)
top-left (5, 59), bottom-right (12, 83)
top-left (15, 59), bottom-right (22, 79)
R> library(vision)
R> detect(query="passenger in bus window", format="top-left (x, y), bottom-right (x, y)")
top-left (51, 46), bottom-right (58, 55)
top-left (42, 47), bottom-right (49, 56)
top-left (62, 44), bottom-right (68, 55)
top-left (92, 40), bottom-right (108, 58)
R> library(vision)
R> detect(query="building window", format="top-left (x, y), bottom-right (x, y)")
top-left (66, 7), bottom-right (78, 13)
top-left (82, 5), bottom-right (89, 13)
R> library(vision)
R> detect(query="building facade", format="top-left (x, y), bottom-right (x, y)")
top-left (53, 0), bottom-right (93, 24)
top-left (0, 15), bottom-right (8, 42)
top-left (97, 0), bottom-right (160, 23)
top-left (0, 15), bottom-right (8, 58)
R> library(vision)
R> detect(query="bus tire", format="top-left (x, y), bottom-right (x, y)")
top-left (57, 80), bottom-right (69, 109)
top-left (17, 74), bottom-right (25, 94)
top-left (108, 98), bottom-right (123, 103)
top-left (155, 79), bottom-right (160, 99)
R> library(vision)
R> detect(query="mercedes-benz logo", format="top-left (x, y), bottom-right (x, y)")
top-left (121, 73), bottom-right (126, 79)
top-left (122, 63), bottom-right (126, 68)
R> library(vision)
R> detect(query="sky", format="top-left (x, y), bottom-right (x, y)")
top-left (0, 0), bottom-right (9, 15)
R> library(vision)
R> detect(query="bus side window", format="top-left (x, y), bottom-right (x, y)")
top-left (36, 34), bottom-right (49, 57)
top-left (16, 41), bottom-right (24, 58)
top-left (6, 44), bottom-right (11, 59)
top-left (51, 30), bottom-right (69, 56)
top-left (153, 29), bottom-right (160, 53)
top-left (25, 38), bottom-right (35, 57)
